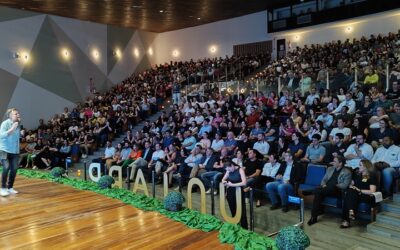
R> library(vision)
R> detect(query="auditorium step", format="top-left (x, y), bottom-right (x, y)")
top-left (364, 197), bottom-right (400, 243)
top-left (393, 193), bottom-right (400, 203)
top-left (381, 201), bottom-right (400, 214)
top-left (376, 212), bottom-right (400, 227)
top-left (367, 222), bottom-right (400, 240)
top-left (78, 102), bottom-right (173, 166)
top-left (360, 233), bottom-right (400, 250)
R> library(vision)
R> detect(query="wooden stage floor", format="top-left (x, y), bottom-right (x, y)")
top-left (0, 176), bottom-right (232, 250)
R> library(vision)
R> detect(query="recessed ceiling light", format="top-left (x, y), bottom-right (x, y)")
top-left (159, 10), bottom-right (164, 13)
top-left (197, 17), bottom-right (201, 20)
top-left (132, 5), bottom-right (142, 8)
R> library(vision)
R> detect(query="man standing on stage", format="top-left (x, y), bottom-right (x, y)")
top-left (0, 108), bottom-right (21, 197)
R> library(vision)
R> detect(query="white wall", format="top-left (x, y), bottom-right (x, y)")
top-left (154, 8), bottom-right (400, 64)
top-left (270, 8), bottom-right (400, 51)
top-left (153, 11), bottom-right (268, 64)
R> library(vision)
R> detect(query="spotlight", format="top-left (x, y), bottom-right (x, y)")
top-left (172, 49), bottom-right (180, 57)
top-left (114, 48), bottom-right (122, 59)
top-left (209, 45), bottom-right (217, 54)
top-left (345, 26), bottom-right (353, 33)
top-left (133, 48), bottom-right (140, 58)
top-left (148, 47), bottom-right (153, 56)
top-left (92, 49), bottom-right (100, 60)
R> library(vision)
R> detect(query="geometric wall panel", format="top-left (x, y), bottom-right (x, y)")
top-left (8, 78), bottom-right (75, 129)
top-left (49, 15), bottom-right (108, 76)
top-left (0, 68), bottom-right (19, 117)
top-left (108, 31), bottom-right (146, 84)
top-left (107, 25), bottom-right (135, 75)
top-left (0, 6), bottom-right (158, 130)
top-left (134, 54), bottom-right (152, 75)
top-left (20, 16), bottom-right (81, 103)
top-left (49, 18), bottom-right (109, 98)
top-left (0, 15), bottom-right (45, 77)
top-left (137, 30), bottom-right (158, 52)
top-left (0, 7), bottom-right (40, 22)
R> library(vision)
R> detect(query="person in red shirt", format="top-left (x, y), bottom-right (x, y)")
top-left (247, 107), bottom-right (260, 128)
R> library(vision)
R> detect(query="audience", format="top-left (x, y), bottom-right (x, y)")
top-left (17, 30), bottom-right (400, 230)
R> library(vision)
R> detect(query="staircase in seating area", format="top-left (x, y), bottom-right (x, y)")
top-left (367, 194), bottom-right (400, 241)
top-left (81, 102), bottom-right (173, 167)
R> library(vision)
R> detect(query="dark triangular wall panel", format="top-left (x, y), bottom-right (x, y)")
top-left (0, 7), bottom-right (41, 23)
top-left (134, 55), bottom-right (152, 75)
top-left (137, 30), bottom-right (157, 51)
top-left (48, 17), bottom-right (109, 99)
top-left (20, 16), bottom-right (82, 103)
top-left (0, 69), bottom-right (19, 116)
top-left (106, 25), bottom-right (135, 75)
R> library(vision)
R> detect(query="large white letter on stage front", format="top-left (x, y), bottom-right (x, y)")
top-left (219, 183), bottom-right (242, 224)
top-left (132, 168), bottom-right (149, 196)
top-left (88, 163), bottom-right (101, 182)
top-left (187, 177), bottom-right (207, 214)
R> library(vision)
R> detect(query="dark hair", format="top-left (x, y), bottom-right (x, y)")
top-left (335, 155), bottom-right (346, 166)
top-left (312, 134), bottom-right (321, 140)
top-left (335, 133), bottom-right (344, 140)
top-left (293, 132), bottom-right (301, 138)
top-left (380, 118), bottom-right (389, 126)
top-left (223, 159), bottom-right (238, 168)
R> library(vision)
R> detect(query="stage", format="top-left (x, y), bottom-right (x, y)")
top-left (0, 176), bottom-right (232, 249)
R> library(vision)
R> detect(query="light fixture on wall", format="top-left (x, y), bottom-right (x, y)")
top-left (172, 49), bottom-right (180, 57)
top-left (209, 45), bottom-right (218, 54)
top-left (114, 48), bottom-right (122, 59)
top-left (12, 51), bottom-right (30, 63)
top-left (133, 47), bottom-right (140, 58)
top-left (345, 26), bottom-right (353, 33)
top-left (61, 48), bottom-right (70, 60)
top-left (148, 47), bottom-right (154, 56)
top-left (12, 52), bottom-right (20, 59)
top-left (91, 48), bottom-right (100, 60)
top-left (294, 35), bottom-right (300, 41)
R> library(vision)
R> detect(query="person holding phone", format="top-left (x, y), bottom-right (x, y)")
top-left (0, 108), bottom-right (21, 197)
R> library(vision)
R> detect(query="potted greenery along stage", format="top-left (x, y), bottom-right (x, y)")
top-left (275, 226), bottom-right (310, 250)
top-left (97, 175), bottom-right (115, 189)
top-left (50, 167), bottom-right (65, 179)
top-left (164, 191), bottom-right (185, 211)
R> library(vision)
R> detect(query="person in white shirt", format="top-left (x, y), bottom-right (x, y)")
top-left (329, 118), bottom-right (352, 144)
top-left (148, 143), bottom-right (166, 178)
top-left (194, 111), bottom-right (205, 125)
top-left (211, 133), bottom-right (224, 152)
top-left (305, 88), bottom-right (320, 106)
top-left (232, 150), bottom-right (244, 168)
top-left (92, 140), bottom-right (115, 175)
top-left (344, 134), bottom-right (374, 169)
top-left (332, 93), bottom-right (356, 114)
top-left (255, 153), bottom-right (281, 207)
top-left (371, 136), bottom-right (400, 196)
top-left (183, 103), bottom-right (195, 116)
top-left (253, 133), bottom-right (270, 158)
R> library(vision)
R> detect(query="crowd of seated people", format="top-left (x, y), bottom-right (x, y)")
top-left (95, 31), bottom-right (400, 230)
top-left (14, 29), bottom-right (400, 230)
top-left (17, 54), bottom-right (266, 171)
